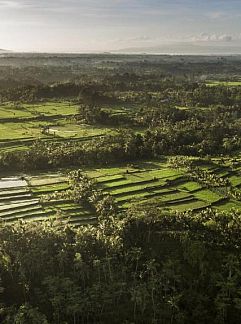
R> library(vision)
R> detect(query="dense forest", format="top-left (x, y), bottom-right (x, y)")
top-left (1, 208), bottom-right (241, 324)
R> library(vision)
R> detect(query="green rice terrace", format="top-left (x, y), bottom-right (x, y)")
top-left (206, 80), bottom-right (241, 87)
top-left (85, 159), bottom-right (241, 212)
top-left (0, 173), bottom-right (96, 226)
top-left (1, 157), bottom-right (241, 226)
top-left (0, 101), bottom-right (114, 152)
top-left (1, 74), bottom-right (241, 227)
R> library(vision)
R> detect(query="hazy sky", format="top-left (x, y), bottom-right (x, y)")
top-left (0, 0), bottom-right (241, 53)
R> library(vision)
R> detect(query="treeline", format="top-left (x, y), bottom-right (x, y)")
top-left (2, 76), bottom-right (241, 109)
top-left (1, 122), bottom-right (240, 171)
top-left (1, 208), bottom-right (241, 323)
top-left (0, 82), bottom-right (121, 105)
top-left (42, 170), bottom-right (118, 219)
top-left (176, 85), bottom-right (241, 107)
top-left (78, 98), bottom-right (241, 128)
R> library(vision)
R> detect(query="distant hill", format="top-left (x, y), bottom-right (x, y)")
top-left (0, 49), bottom-right (11, 53)
top-left (113, 42), bottom-right (241, 55)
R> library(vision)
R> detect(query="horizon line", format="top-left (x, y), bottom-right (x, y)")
top-left (2, 50), bottom-right (241, 56)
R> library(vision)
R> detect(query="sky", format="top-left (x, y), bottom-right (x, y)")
top-left (0, 0), bottom-right (241, 53)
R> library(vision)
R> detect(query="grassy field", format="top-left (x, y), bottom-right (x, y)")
top-left (0, 101), bottom-right (78, 120)
top-left (0, 101), bottom-right (116, 151)
top-left (206, 80), bottom-right (241, 87)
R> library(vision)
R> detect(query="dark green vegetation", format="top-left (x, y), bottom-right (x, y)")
top-left (1, 210), bottom-right (241, 323)
top-left (1, 54), bottom-right (241, 323)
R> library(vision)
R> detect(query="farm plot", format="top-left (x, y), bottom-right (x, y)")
top-left (0, 177), bottom-right (48, 223)
top-left (0, 119), bottom-right (109, 141)
top-left (47, 123), bottom-right (111, 138)
top-left (26, 173), bottom-right (96, 226)
top-left (0, 173), bottom-right (96, 226)
top-left (206, 80), bottom-right (241, 87)
top-left (0, 101), bottom-right (78, 121)
top-left (228, 175), bottom-right (241, 187)
top-left (0, 101), bottom-right (114, 152)
top-left (2, 158), bottom-right (241, 225)
top-left (23, 102), bottom-right (78, 117)
top-left (85, 161), bottom-right (233, 212)
top-left (0, 104), bottom-right (34, 119)
top-left (213, 200), bottom-right (241, 212)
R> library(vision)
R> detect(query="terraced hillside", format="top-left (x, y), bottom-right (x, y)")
top-left (85, 159), bottom-right (241, 212)
top-left (1, 158), bottom-right (241, 225)
top-left (26, 173), bottom-right (96, 226)
top-left (0, 177), bottom-right (46, 223)
top-left (0, 174), bottom-right (96, 226)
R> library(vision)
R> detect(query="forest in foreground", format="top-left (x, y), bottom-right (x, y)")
top-left (1, 54), bottom-right (241, 323)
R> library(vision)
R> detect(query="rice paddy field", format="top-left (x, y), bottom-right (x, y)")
top-left (27, 172), bottom-right (96, 226)
top-left (0, 101), bottom-right (114, 152)
top-left (85, 160), bottom-right (241, 212)
top-left (1, 158), bottom-right (241, 226)
top-left (1, 100), bottom-right (241, 226)
top-left (206, 80), bottom-right (241, 87)
top-left (0, 173), bottom-right (96, 226)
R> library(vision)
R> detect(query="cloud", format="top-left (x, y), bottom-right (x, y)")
top-left (0, 0), bottom-right (21, 7)
top-left (128, 35), bottom-right (154, 42)
top-left (218, 34), bottom-right (233, 42)
top-left (207, 11), bottom-right (228, 19)
top-left (1, 0), bottom-right (241, 52)
top-left (191, 33), bottom-right (233, 42)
